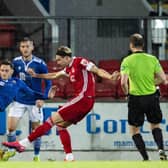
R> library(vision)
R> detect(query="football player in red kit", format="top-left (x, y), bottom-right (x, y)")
top-left (2, 46), bottom-right (120, 157)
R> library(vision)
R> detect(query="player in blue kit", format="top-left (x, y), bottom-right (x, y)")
top-left (2, 37), bottom-right (52, 162)
top-left (0, 60), bottom-right (55, 160)
top-left (0, 61), bottom-right (50, 111)
top-left (3, 37), bottom-right (74, 162)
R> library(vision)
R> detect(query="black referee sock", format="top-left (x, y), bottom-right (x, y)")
top-left (132, 133), bottom-right (149, 160)
top-left (152, 128), bottom-right (164, 150)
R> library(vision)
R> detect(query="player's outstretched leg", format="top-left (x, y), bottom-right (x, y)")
top-left (2, 117), bottom-right (55, 153)
top-left (2, 141), bottom-right (25, 153)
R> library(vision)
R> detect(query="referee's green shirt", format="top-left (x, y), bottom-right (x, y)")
top-left (120, 52), bottom-right (162, 95)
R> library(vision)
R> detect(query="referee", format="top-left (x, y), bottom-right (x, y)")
top-left (120, 33), bottom-right (167, 161)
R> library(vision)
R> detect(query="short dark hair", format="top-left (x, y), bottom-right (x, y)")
top-left (0, 60), bottom-right (14, 69)
top-left (56, 46), bottom-right (72, 57)
top-left (130, 33), bottom-right (144, 48)
top-left (19, 37), bottom-right (34, 44)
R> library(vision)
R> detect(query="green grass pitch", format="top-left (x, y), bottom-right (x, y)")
top-left (0, 161), bottom-right (167, 168)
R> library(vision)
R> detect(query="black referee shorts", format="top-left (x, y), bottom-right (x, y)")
top-left (128, 91), bottom-right (162, 127)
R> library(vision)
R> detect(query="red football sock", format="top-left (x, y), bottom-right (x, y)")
top-left (28, 117), bottom-right (54, 142)
top-left (57, 127), bottom-right (72, 154)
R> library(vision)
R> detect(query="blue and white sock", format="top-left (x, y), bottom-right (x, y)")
top-left (7, 131), bottom-right (16, 142)
top-left (7, 131), bottom-right (16, 151)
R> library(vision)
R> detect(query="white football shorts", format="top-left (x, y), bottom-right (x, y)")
top-left (8, 101), bottom-right (43, 122)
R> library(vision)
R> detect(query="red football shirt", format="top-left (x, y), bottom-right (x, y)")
top-left (64, 57), bottom-right (95, 97)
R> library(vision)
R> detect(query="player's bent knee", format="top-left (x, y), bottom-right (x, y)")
top-left (51, 112), bottom-right (64, 124)
top-left (56, 121), bottom-right (72, 128)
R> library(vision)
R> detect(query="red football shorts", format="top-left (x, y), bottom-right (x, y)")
top-left (58, 96), bottom-right (94, 124)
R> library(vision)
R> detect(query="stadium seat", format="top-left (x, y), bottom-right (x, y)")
top-left (159, 60), bottom-right (168, 73)
top-left (95, 82), bottom-right (117, 98)
top-left (116, 80), bottom-right (126, 99)
top-left (0, 24), bottom-right (16, 48)
top-left (101, 78), bottom-right (118, 85)
top-left (98, 59), bottom-right (120, 72)
top-left (159, 84), bottom-right (168, 98)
